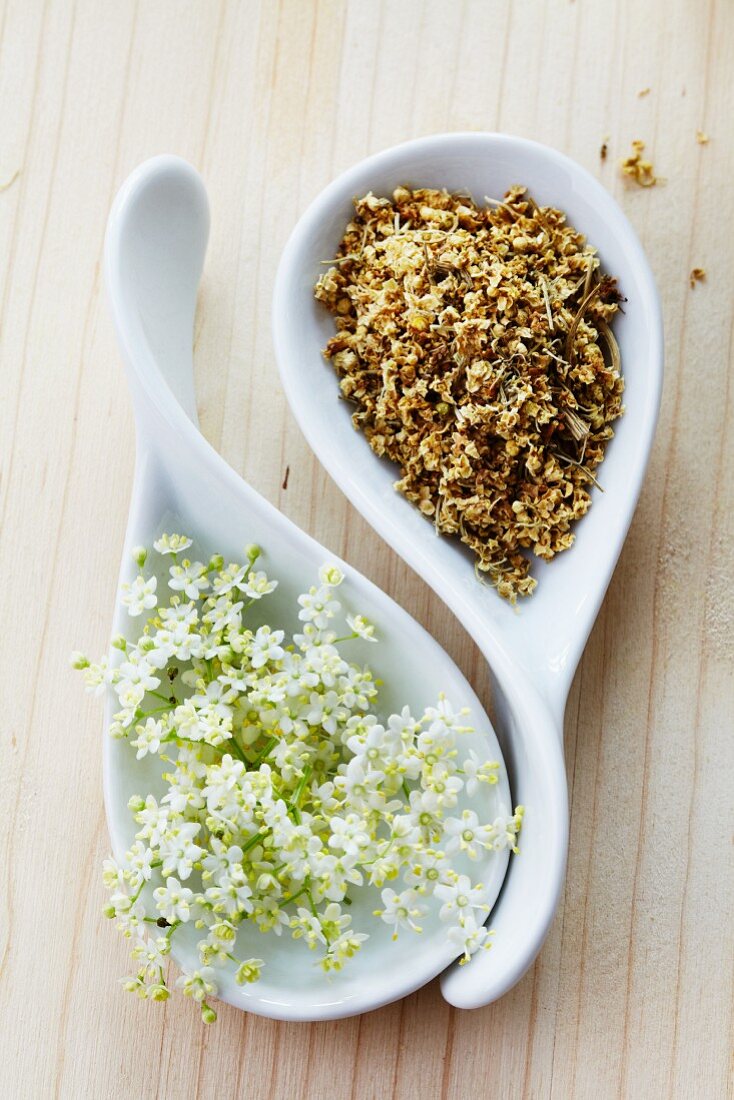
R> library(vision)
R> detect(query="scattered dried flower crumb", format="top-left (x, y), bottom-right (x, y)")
top-left (600, 140), bottom-right (608, 161)
top-left (620, 140), bottom-right (660, 187)
top-left (696, 130), bottom-right (709, 145)
top-left (315, 187), bottom-right (624, 601)
top-left (689, 267), bottom-right (706, 288)
top-left (637, 87), bottom-right (651, 98)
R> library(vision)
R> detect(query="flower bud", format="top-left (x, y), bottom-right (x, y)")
top-left (110, 634), bottom-right (128, 651)
top-left (235, 959), bottom-right (263, 985)
top-left (127, 794), bottom-right (145, 813)
top-left (208, 554), bottom-right (224, 571)
top-left (319, 564), bottom-right (344, 587)
top-left (70, 651), bottom-right (89, 669)
top-left (211, 921), bottom-right (236, 943)
top-left (245, 543), bottom-right (260, 561)
top-left (132, 546), bottom-right (148, 568)
top-left (201, 1004), bottom-right (217, 1024)
top-left (148, 984), bottom-right (170, 1002)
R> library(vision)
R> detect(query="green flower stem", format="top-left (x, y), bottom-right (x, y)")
top-left (241, 828), bottom-right (270, 856)
top-left (150, 690), bottom-right (175, 704)
top-left (289, 765), bottom-right (313, 812)
top-left (163, 733), bottom-right (223, 754)
top-left (252, 735), bottom-right (279, 766)
top-left (363, 837), bottom-right (395, 866)
top-left (136, 705), bottom-right (173, 719)
top-left (284, 884), bottom-right (309, 906)
top-left (225, 738), bottom-right (248, 764)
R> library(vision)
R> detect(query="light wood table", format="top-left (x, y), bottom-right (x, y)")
top-left (2, 2), bottom-right (732, 1096)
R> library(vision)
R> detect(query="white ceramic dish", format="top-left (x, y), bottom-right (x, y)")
top-left (103, 155), bottom-right (515, 1022)
top-left (273, 132), bottom-right (663, 1009)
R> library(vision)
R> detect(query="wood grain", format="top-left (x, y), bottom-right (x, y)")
top-left (1, 1), bottom-right (732, 1096)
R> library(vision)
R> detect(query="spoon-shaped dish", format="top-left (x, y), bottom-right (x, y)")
top-left (103, 155), bottom-right (517, 1022)
top-left (273, 132), bottom-right (663, 1008)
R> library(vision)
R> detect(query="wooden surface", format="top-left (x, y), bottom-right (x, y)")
top-left (1, 1), bottom-right (732, 1097)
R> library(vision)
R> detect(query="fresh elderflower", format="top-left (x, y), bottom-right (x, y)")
top-left (76, 535), bottom-right (522, 1023)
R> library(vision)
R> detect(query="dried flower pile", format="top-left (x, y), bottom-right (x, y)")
top-left (315, 187), bottom-right (624, 600)
top-left (74, 537), bottom-right (521, 1022)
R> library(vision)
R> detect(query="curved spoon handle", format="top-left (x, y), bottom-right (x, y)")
top-left (441, 667), bottom-right (568, 1008)
top-left (104, 156), bottom-right (210, 436)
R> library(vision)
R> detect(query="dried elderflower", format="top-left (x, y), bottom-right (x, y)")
top-left (315, 186), bottom-right (624, 601)
top-left (620, 140), bottom-right (660, 187)
top-left (689, 267), bottom-right (706, 288)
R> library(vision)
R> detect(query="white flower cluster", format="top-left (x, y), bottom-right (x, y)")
top-left (75, 537), bottom-right (523, 1023)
